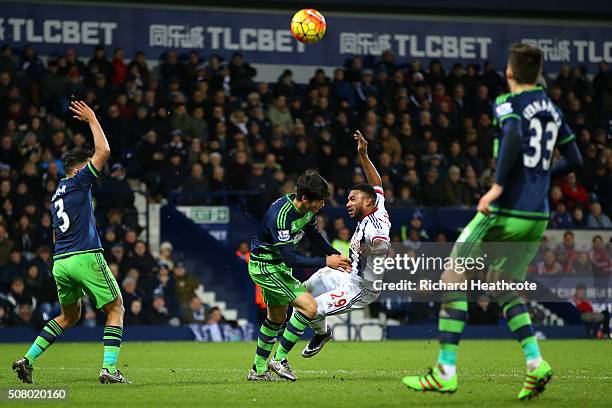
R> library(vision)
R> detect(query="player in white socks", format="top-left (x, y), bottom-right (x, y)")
top-left (302, 130), bottom-right (391, 358)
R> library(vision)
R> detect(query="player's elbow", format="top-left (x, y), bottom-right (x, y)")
top-left (283, 258), bottom-right (300, 269)
top-left (93, 147), bottom-right (111, 164)
top-left (100, 146), bottom-right (111, 158)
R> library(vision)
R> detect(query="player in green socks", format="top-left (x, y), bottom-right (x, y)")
top-left (12, 101), bottom-right (129, 384)
top-left (402, 43), bottom-right (582, 399)
top-left (247, 171), bottom-right (351, 381)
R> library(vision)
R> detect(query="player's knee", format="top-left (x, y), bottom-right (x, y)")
top-left (301, 299), bottom-right (318, 319)
top-left (112, 299), bottom-right (125, 317)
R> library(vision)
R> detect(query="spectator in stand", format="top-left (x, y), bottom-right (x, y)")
top-left (332, 227), bottom-right (351, 258)
top-left (235, 242), bottom-right (250, 262)
top-left (11, 302), bottom-right (43, 328)
top-left (267, 95), bottom-right (293, 134)
top-left (573, 251), bottom-right (593, 275)
top-left (128, 240), bottom-right (159, 285)
top-left (560, 173), bottom-right (589, 210)
top-left (589, 235), bottom-right (611, 300)
top-left (573, 207), bottom-right (588, 228)
top-left (468, 295), bottom-right (500, 325)
top-left (173, 262), bottom-right (203, 309)
top-left (573, 284), bottom-right (603, 336)
top-left (537, 250), bottom-right (563, 275)
top-left (158, 241), bottom-right (175, 270)
top-left (124, 299), bottom-right (145, 326)
top-left (556, 231), bottom-right (578, 273)
top-left (441, 165), bottom-right (470, 207)
top-left (111, 48), bottom-right (128, 87)
top-left (587, 202), bottom-right (612, 229)
top-left (146, 295), bottom-right (175, 326)
top-left (181, 296), bottom-right (207, 324)
top-left (0, 304), bottom-right (9, 327)
top-left (550, 202), bottom-right (574, 228)
top-left (121, 277), bottom-right (141, 311)
top-left (0, 223), bottom-right (14, 268)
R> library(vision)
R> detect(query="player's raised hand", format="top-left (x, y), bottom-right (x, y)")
top-left (69, 100), bottom-right (97, 123)
top-left (326, 254), bottom-right (352, 272)
top-left (354, 130), bottom-right (368, 155)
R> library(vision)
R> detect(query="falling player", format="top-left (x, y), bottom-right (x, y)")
top-left (12, 101), bottom-right (129, 384)
top-left (402, 44), bottom-right (582, 399)
top-left (301, 130), bottom-right (391, 358)
top-left (247, 171), bottom-right (351, 381)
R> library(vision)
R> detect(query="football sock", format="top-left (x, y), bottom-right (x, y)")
top-left (500, 295), bottom-right (542, 371)
top-left (436, 291), bottom-right (468, 379)
top-left (253, 318), bottom-right (282, 374)
top-left (274, 311), bottom-right (312, 361)
top-left (24, 319), bottom-right (64, 364)
top-left (310, 315), bottom-right (327, 335)
top-left (103, 326), bottom-right (123, 373)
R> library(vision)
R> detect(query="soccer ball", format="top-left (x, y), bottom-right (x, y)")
top-left (290, 9), bottom-right (326, 44)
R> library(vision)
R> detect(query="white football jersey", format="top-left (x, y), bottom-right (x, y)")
top-left (348, 186), bottom-right (391, 285)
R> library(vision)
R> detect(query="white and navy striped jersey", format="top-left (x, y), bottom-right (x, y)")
top-left (348, 186), bottom-right (391, 284)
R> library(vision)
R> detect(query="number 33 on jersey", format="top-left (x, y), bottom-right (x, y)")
top-left (492, 87), bottom-right (576, 220)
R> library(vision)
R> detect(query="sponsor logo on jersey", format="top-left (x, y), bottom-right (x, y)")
top-left (292, 230), bottom-right (305, 244)
top-left (277, 229), bottom-right (290, 242)
top-left (495, 102), bottom-right (513, 116)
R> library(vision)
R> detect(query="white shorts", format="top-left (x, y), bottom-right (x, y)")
top-left (304, 267), bottom-right (380, 317)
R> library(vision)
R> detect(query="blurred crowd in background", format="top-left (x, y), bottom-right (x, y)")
top-left (0, 43), bottom-right (610, 328)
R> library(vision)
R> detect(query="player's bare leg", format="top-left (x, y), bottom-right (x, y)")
top-left (13, 301), bottom-right (82, 383)
top-left (99, 296), bottom-right (131, 384)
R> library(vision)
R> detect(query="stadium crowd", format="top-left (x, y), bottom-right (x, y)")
top-left (0, 43), bottom-right (610, 328)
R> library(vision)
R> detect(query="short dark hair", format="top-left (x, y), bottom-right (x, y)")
top-left (296, 171), bottom-right (329, 201)
top-left (62, 149), bottom-right (92, 174)
top-left (350, 183), bottom-right (376, 202)
top-left (508, 43), bottom-right (543, 85)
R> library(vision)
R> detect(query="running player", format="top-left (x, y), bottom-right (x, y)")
top-left (402, 43), bottom-right (582, 400)
top-left (12, 101), bottom-right (129, 384)
top-left (301, 130), bottom-right (391, 358)
top-left (247, 171), bottom-right (351, 381)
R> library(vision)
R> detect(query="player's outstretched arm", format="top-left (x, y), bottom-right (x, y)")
top-left (69, 101), bottom-right (111, 171)
top-left (354, 130), bottom-right (382, 187)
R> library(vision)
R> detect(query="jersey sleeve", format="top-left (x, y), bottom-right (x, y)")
top-left (268, 211), bottom-right (327, 268)
top-left (364, 215), bottom-right (390, 245)
top-left (74, 162), bottom-right (100, 189)
top-left (493, 95), bottom-right (520, 159)
top-left (269, 209), bottom-right (293, 246)
top-left (373, 185), bottom-right (385, 209)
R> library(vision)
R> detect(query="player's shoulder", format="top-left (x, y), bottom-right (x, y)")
top-left (494, 92), bottom-right (520, 122)
top-left (268, 194), bottom-right (297, 227)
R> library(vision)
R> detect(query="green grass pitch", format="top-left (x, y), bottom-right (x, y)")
top-left (0, 340), bottom-right (610, 407)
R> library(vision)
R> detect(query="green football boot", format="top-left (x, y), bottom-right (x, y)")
top-left (402, 366), bottom-right (457, 394)
top-left (518, 360), bottom-right (553, 400)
